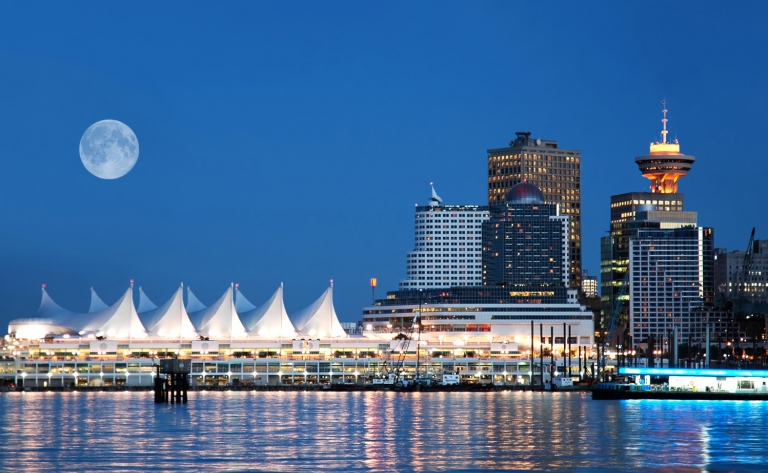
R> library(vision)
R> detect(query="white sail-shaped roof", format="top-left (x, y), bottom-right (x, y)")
top-left (188, 285), bottom-right (247, 339)
top-left (137, 287), bottom-right (158, 313)
top-left (34, 287), bottom-right (73, 322)
top-left (290, 284), bottom-right (346, 338)
top-left (138, 285), bottom-right (197, 339)
top-left (70, 286), bottom-right (147, 339)
top-left (234, 287), bottom-right (257, 313)
top-left (89, 288), bottom-right (109, 313)
top-left (186, 287), bottom-right (207, 313)
top-left (8, 286), bottom-right (78, 338)
top-left (239, 285), bottom-right (297, 339)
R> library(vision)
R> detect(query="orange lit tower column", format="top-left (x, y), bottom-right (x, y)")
top-left (635, 103), bottom-right (695, 193)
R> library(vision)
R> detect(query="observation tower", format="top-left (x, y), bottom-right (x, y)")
top-left (635, 102), bottom-right (695, 193)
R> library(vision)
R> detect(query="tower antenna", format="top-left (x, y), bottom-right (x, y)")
top-left (661, 99), bottom-right (668, 144)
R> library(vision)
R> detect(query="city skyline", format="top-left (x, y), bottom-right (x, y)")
top-left (1, 3), bottom-right (767, 328)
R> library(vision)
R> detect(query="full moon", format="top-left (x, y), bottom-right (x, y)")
top-left (79, 120), bottom-right (139, 179)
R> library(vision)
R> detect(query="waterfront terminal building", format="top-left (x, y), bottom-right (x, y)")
top-left (362, 181), bottom-right (594, 373)
top-left (2, 282), bottom-right (593, 389)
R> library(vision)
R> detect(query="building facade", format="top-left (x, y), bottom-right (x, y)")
top-left (601, 195), bottom-right (695, 333)
top-left (628, 226), bottom-right (715, 344)
top-left (482, 181), bottom-right (569, 290)
top-left (487, 132), bottom-right (582, 289)
top-left (582, 270), bottom-right (598, 298)
top-left (399, 185), bottom-right (489, 289)
top-left (714, 239), bottom-right (768, 307)
top-left (361, 286), bottom-right (592, 361)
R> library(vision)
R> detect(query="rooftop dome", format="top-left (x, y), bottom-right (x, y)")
top-left (506, 181), bottom-right (544, 204)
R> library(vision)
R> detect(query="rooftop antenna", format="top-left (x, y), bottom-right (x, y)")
top-left (661, 99), bottom-right (668, 144)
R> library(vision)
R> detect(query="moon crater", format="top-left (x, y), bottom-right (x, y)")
top-left (79, 120), bottom-right (139, 179)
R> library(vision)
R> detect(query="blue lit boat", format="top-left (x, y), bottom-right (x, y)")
top-left (592, 367), bottom-right (768, 400)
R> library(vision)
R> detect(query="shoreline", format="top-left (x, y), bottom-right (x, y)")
top-left (2, 383), bottom-right (590, 394)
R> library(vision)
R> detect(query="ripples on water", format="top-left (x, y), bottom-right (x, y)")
top-left (0, 391), bottom-right (766, 472)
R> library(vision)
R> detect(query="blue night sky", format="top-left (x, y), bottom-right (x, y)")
top-left (1, 2), bottom-right (766, 328)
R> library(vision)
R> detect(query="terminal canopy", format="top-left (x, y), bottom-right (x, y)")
top-left (185, 286), bottom-right (207, 313)
top-left (69, 286), bottom-right (147, 339)
top-left (290, 284), bottom-right (346, 338)
top-left (189, 285), bottom-right (247, 339)
top-left (34, 287), bottom-right (73, 322)
top-left (138, 285), bottom-right (197, 339)
top-left (88, 288), bottom-right (109, 313)
top-left (137, 287), bottom-right (158, 313)
top-left (238, 285), bottom-right (297, 339)
top-left (234, 287), bottom-right (257, 313)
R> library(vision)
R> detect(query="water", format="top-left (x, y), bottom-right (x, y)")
top-left (0, 391), bottom-right (766, 472)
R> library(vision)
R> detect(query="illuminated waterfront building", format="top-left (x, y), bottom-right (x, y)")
top-left (3, 278), bottom-right (593, 388)
top-left (399, 185), bottom-right (489, 289)
top-left (487, 132), bottom-right (582, 290)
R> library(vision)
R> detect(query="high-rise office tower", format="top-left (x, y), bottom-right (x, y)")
top-left (487, 132), bottom-right (582, 290)
top-left (399, 185), bottom-right (489, 289)
top-left (628, 224), bottom-right (714, 344)
top-left (482, 181), bottom-right (570, 293)
top-left (601, 106), bottom-right (708, 346)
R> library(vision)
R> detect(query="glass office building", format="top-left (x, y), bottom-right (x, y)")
top-left (487, 132), bottom-right (582, 289)
top-left (482, 181), bottom-right (570, 297)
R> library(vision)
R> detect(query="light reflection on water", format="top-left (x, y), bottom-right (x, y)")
top-left (0, 391), bottom-right (766, 472)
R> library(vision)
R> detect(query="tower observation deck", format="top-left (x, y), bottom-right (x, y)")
top-left (635, 102), bottom-right (695, 193)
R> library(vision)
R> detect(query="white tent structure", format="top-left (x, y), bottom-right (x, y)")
top-left (34, 286), bottom-right (73, 321)
top-left (89, 288), bottom-right (109, 313)
top-left (68, 285), bottom-right (147, 339)
top-left (237, 284), bottom-right (297, 339)
top-left (138, 284), bottom-right (197, 339)
top-left (290, 283), bottom-right (347, 338)
top-left (186, 286), bottom-right (207, 313)
top-left (137, 287), bottom-right (158, 313)
top-left (7, 286), bottom-right (78, 339)
top-left (188, 285), bottom-right (247, 340)
top-left (234, 286), bottom-right (257, 313)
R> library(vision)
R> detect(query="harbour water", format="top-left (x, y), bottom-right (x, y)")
top-left (1, 391), bottom-right (766, 472)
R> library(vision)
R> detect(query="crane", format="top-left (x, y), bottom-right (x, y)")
top-left (732, 228), bottom-right (756, 354)
top-left (734, 228), bottom-right (756, 312)
top-left (379, 290), bottom-right (423, 385)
